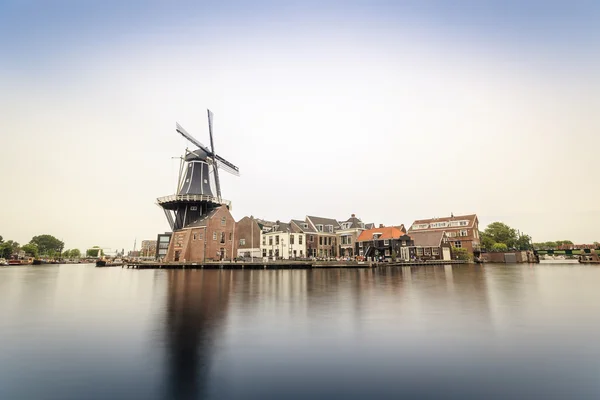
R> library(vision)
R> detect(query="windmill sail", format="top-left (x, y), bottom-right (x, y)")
top-left (207, 109), bottom-right (222, 201)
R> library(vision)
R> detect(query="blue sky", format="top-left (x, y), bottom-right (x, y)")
top-left (1, 1), bottom-right (599, 250)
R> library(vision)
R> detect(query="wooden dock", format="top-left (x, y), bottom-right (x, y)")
top-left (124, 259), bottom-right (468, 270)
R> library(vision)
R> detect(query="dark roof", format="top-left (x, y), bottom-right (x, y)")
top-left (272, 222), bottom-right (292, 233)
top-left (409, 231), bottom-right (446, 247)
top-left (307, 216), bottom-right (340, 231)
top-left (341, 216), bottom-right (364, 229)
top-left (364, 223), bottom-right (375, 229)
top-left (291, 219), bottom-right (316, 233)
top-left (255, 218), bottom-right (276, 230)
top-left (184, 207), bottom-right (221, 228)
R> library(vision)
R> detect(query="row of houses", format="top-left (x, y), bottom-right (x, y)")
top-left (157, 206), bottom-right (481, 263)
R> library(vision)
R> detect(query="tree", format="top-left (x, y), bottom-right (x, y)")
top-left (492, 243), bottom-right (508, 252)
top-left (70, 249), bottom-right (81, 259)
top-left (483, 222), bottom-right (517, 249)
top-left (0, 240), bottom-right (20, 259)
top-left (480, 231), bottom-right (496, 250)
top-left (21, 243), bottom-right (39, 257)
top-left (30, 235), bottom-right (64, 256)
top-left (62, 249), bottom-right (70, 258)
top-left (515, 234), bottom-right (532, 250)
top-left (0, 235), bottom-right (3, 243)
top-left (594, 242), bottom-right (599, 249)
top-left (452, 247), bottom-right (471, 261)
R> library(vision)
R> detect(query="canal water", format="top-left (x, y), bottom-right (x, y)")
top-left (1, 263), bottom-right (599, 399)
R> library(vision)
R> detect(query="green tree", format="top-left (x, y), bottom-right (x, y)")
top-left (483, 222), bottom-right (517, 248)
top-left (30, 235), bottom-right (64, 256)
top-left (62, 249), bottom-right (70, 258)
top-left (515, 234), bottom-right (532, 250)
top-left (0, 235), bottom-right (3, 243)
top-left (492, 243), bottom-right (508, 252)
top-left (21, 243), bottom-right (39, 257)
top-left (480, 231), bottom-right (496, 250)
top-left (452, 247), bottom-right (471, 261)
top-left (0, 240), bottom-right (20, 259)
top-left (70, 249), bottom-right (82, 258)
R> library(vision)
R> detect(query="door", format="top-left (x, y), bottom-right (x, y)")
top-left (442, 247), bottom-right (451, 261)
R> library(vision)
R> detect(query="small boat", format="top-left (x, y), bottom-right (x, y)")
top-left (96, 258), bottom-right (124, 267)
top-left (8, 257), bottom-right (34, 265)
top-left (0, 258), bottom-right (8, 266)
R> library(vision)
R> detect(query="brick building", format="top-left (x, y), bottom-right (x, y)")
top-left (408, 214), bottom-right (480, 254)
top-left (140, 240), bottom-right (157, 259)
top-left (235, 216), bottom-right (262, 259)
top-left (165, 205), bottom-right (237, 262)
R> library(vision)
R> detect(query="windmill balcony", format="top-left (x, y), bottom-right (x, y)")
top-left (156, 194), bottom-right (231, 208)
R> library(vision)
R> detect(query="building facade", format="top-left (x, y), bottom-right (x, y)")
top-left (165, 205), bottom-right (237, 262)
top-left (140, 240), bottom-right (157, 259)
top-left (305, 216), bottom-right (339, 258)
top-left (235, 216), bottom-right (262, 259)
top-left (336, 214), bottom-right (369, 258)
top-left (156, 232), bottom-right (172, 260)
top-left (408, 231), bottom-right (453, 261)
top-left (260, 221), bottom-right (306, 260)
top-left (355, 225), bottom-right (412, 261)
top-left (408, 214), bottom-right (480, 254)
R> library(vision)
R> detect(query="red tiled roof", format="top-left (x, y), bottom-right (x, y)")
top-left (357, 226), bottom-right (406, 242)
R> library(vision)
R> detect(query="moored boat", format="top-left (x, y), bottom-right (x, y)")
top-left (96, 258), bottom-right (124, 267)
top-left (578, 253), bottom-right (600, 264)
top-left (0, 258), bottom-right (8, 266)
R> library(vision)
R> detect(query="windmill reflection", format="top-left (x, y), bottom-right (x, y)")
top-left (164, 270), bottom-right (232, 400)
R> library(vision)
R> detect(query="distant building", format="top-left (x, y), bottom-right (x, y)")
top-left (260, 221), bottom-right (306, 259)
top-left (165, 204), bottom-right (237, 262)
top-left (409, 231), bottom-right (453, 261)
top-left (304, 216), bottom-right (340, 258)
top-left (408, 214), bottom-right (480, 254)
top-left (140, 240), bottom-right (157, 259)
top-left (355, 225), bottom-right (411, 260)
top-left (156, 232), bottom-right (172, 260)
top-left (336, 214), bottom-right (372, 258)
top-left (235, 216), bottom-right (263, 259)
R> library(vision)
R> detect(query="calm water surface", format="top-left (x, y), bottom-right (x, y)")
top-left (1, 263), bottom-right (600, 399)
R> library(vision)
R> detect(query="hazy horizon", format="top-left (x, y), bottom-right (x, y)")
top-left (1, 1), bottom-right (598, 251)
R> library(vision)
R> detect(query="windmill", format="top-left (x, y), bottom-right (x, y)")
top-left (157, 109), bottom-right (240, 231)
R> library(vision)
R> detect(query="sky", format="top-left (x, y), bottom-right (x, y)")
top-left (1, 0), bottom-right (599, 252)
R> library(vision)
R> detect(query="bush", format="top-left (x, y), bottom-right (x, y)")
top-left (492, 243), bottom-right (508, 252)
top-left (452, 247), bottom-right (471, 261)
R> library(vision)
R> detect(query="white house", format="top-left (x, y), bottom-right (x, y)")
top-left (260, 221), bottom-right (306, 260)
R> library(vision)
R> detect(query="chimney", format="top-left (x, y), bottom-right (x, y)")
top-left (351, 214), bottom-right (355, 218)
top-left (379, 224), bottom-right (384, 228)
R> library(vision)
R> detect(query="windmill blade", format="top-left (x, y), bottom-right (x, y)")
top-left (215, 156), bottom-right (240, 176)
top-left (207, 109), bottom-right (222, 201)
top-left (176, 123), bottom-right (213, 155)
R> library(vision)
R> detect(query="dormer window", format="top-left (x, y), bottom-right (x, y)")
top-left (316, 224), bottom-right (323, 232)
top-left (303, 223), bottom-right (308, 229)
top-left (327, 225), bottom-right (333, 233)
top-left (373, 233), bottom-right (382, 240)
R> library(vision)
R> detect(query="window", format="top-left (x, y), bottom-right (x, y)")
top-left (269, 250), bottom-right (273, 257)
top-left (290, 234), bottom-right (294, 245)
top-left (373, 233), bottom-right (382, 240)
top-left (319, 237), bottom-right (323, 245)
top-left (447, 232), bottom-right (457, 238)
top-left (412, 224), bottom-right (429, 230)
top-left (262, 249), bottom-right (267, 257)
top-left (293, 250), bottom-right (297, 257)
top-left (460, 221), bottom-right (468, 226)
top-left (221, 217), bottom-right (226, 226)
top-left (327, 225), bottom-right (333, 233)
top-left (454, 241), bottom-right (462, 248)
top-left (309, 235), bottom-right (314, 242)
top-left (328, 237), bottom-right (331, 246)
top-left (432, 248), bottom-right (440, 255)
top-left (159, 236), bottom-right (170, 242)
top-left (416, 248), bottom-right (423, 256)
top-left (193, 233), bottom-right (197, 240)
top-left (300, 250), bottom-right (303, 256)
top-left (385, 249), bottom-right (390, 256)
top-left (190, 206), bottom-right (198, 211)
top-left (424, 248), bottom-right (431, 256)
top-left (384, 239), bottom-right (389, 245)
top-left (316, 224), bottom-right (323, 232)
top-left (475, 230), bottom-right (479, 239)
top-left (198, 232), bottom-right (203, 240)
top-left (430, 222), bottom-right (448, 228)
top-left (229, 232), bottom-right (232, 241)
top-left (213, 232), bottom-right (217, 240)
top-left (359, 242), bottom-right (363, 248)
top-left (269, 237), bottom-right (273, 245)
top-left (262, 237), bottom-right (266, 245)
top-left (220, 232), bottom-right (226, 244)
top-left (303, 223), bottom-right (308, 229)
top-left (239, 239), bottom-right (246, 246)
top-left (299, 236), bottom-right (303, 245)
top-left (359, 250), bottom-right (363, 256)
top-left (460, 230), bottom-right (468, 237)
top-left (401, 241), bottom-right (406, 246)
top-left (275, 249), bottom-right (279, 257)
top-left (275, 235), bottom-right (280, 245)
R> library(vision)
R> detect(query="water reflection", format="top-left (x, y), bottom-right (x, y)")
top-left (164, 270), bottom-right (232, 400)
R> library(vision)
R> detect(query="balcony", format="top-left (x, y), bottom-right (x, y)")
top-left (157, 194), bottom-right (231, 208)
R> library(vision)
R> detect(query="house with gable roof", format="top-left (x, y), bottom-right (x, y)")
top-left (302, 216), bottom-right (340, 258)
top-left (408, 214), bottom-right (480, 254)
top-left (336, 214), bottom-right (372, 258)
top-left (355, 224), bottom-right (411, 261)
top-left (260, 220), bottom-right (306, 260)
top-left (409, 230), bottom-right (453, 261)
